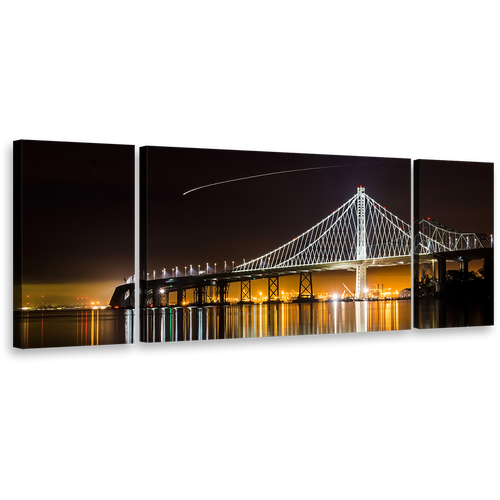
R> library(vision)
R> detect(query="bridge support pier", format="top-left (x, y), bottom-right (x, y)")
top-left (355, 265), bottom-right (367, 299)
top-left (267, 276), bottom-right (281, 303)
top-left (192, 281), bottom-right (230, 306)
top-left (176, 288), bottom-right (186, 307)
top-left (294, 272), bottom-right (317, 302)
top-left (460, 259), bottom-right (469, 280)
top-left (193, 285), bottom-right (207, 307)
top-left (435, 256), bottom-right (447, 294)
top-left (240, 280), bottom-right (253, 304)
top-left (145, 287), bottom-right (153, 307)
top-left (159, 291), bottom-right (169, 307)
top-left (422, 260), bottom-right (435, 280)
top-left (216, 281), bottom-right (230, 305)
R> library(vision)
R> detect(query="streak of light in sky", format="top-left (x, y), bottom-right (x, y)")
top-left (183, 164), bottom-right (354, 196)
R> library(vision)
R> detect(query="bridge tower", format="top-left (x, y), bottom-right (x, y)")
top-left (355, 186), bottom-right (367, 299)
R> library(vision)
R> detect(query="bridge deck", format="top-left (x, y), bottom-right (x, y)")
top-left (143, 248), bottom-right (490, 293)
top-left (111, 247), bottom-right (490, 307)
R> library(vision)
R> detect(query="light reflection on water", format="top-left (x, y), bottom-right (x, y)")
top-left (418, 299), bottom-right (489, 330)
top-left (14, 299), bottom-right (493, 347)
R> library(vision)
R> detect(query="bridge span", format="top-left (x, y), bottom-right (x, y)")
top-left (109, 187), bottom-right (491, 308)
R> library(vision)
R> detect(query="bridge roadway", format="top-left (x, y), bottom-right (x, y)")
top-left (110, 248), bottom-right (494, 307)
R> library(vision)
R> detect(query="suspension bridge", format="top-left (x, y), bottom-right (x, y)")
top-left (110, 186), bottom-right (492, 308)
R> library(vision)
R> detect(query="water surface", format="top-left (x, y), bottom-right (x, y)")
top-left (13, 301), bottom-right (413, 348)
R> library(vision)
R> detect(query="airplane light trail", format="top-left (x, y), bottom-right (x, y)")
top-left (183, 164), bottom-right (353, 196)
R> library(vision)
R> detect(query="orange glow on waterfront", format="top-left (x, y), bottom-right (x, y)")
top-left (21, 281), bottom-right (120, 307)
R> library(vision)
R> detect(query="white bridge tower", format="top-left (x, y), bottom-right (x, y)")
top-left (355, 186), bottom-right (367, 299)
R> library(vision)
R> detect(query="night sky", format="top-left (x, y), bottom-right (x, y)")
top-left (23, 146), bottom-right (489, 305)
